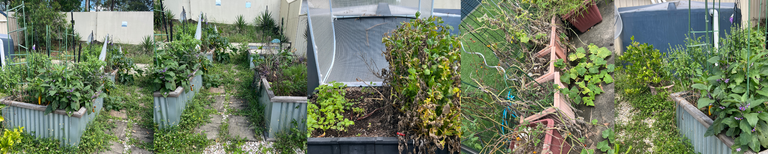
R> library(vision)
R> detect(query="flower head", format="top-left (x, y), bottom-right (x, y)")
top-left (725, 79), bottom-right (730, 83)
top-left (716, 78), bottom-right (721, 82)
top-left (737, 148), bottom-right (741, 152)
top-left (720, 106), bottom-right (726, 109)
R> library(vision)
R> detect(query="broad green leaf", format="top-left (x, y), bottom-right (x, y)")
top-left (697, 98), bottom-right (715, 109)
top-left (603, 75), bottom-right (614, 84)
top-left (606, 64), bottom-right (615, 72)
top-left (741, 120), bottom-right (753, 135)
top-left (745, 113), bottom-right (759, 127)
top-left (596, 140), bottom-right (610, 152)
top-left (691, 84), bottom-right (709, 91)
top-left (708, 56), bottom-right (720, 64)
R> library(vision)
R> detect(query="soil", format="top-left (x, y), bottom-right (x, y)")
top-left (679, 90), bottom-right (716, 120)
top-left (309, 86), bottom-right (399, 138)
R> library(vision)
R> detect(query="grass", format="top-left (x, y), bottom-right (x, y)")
top-left (614, 71), bottom-right (698, 153)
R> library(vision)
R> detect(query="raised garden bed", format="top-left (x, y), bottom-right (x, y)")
top-left (255, 76), bottom-right (307, 139)
top-left (104, 69), bottom-right (117, 82)
top-left (307, 86), bottom-right (457, 153)
top-left (153, 70), bottom-right (203, 128)
top-left (1, 96), bottom-right (104, 146)
top-left (671, 92), bottom-right (768, 154)
top-left (251, 50), bottom-right (307, 139)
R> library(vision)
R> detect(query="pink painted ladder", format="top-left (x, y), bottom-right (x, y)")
top-left (522, 16), bottom-right (575, 124)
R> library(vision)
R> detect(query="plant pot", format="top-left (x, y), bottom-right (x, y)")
top-left (509, 118), bottom-right (571, 153)
top-left (256, 76), bottom-right (307, 140)
top-left (562, 0), bottom-right (603, 33)
top-left (1, 96), bottom-right (104, 146)
top-left (153, 70), bottom-right (203, 128)
top-left (649, 81), bottom-right (674, 95)
top-left (671, 92), bottom-right (768, 154)
top-left (307, 137), bottom-right (457, 154)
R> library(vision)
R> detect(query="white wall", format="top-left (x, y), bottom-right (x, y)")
top-left (164, 0), bottom-right (282, 25)
top-left (66, 11), bottom-right (154, 45)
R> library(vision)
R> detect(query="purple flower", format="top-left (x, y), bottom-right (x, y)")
top-left (736, 117), bottom-right (743, 120)
top-left (160, 76), bottom-right (164, 79)
top-left (32, 45), bottom-right (36, 50)
top-left (720, 106), bottom-right (725, 109)
top-left (164, 92), bottom-right (168, 95)
top-left (716, 78), bottom-right (721, 82)
top-left (737, 148), bottom-right (741, 152)
top-left (739, 106), bottom-right (746, 111)
top-left (725, 79), bottom-right (730, 83)
top-left (753, 128), bottom-right (756, 132)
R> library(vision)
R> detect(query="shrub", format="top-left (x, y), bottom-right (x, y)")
top-left (0, 126), bottom-right (24, 153)
top-left (693, 27), bottom-right (768, 153)
top-left (235, 15), bottom-right (248, 31)
top-left (277, 65), bottom-right (306, 96)
top-left (307, 82), bottom-right (354, 137)
top-left (382, 13), bottom-right (461, 153)
top-left (618, 36), bottom-right (667, 86)
top-left (150, 33), bottom-right (203, 96)
top-left (140, 35), bottom-right (155, 54)
top-left (11, 1), bottom-right (68, 48)
top-left (108, 46), bottom-right (143, 84)
top-left (255, 11), bottom-right (279, 38)
top-left (664, 36), bottom-right (707, 88)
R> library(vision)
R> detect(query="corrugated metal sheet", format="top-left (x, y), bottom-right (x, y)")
top-left (2, 97), bottom-right (103, 146)
top-left (154, 73), bottom-right (203, 128)
top-left (676, 102), bottom-right (732, 154)
top-left (670, 92), bottom-right (768, 154)
top-left (259, 78), bottom-right (307, 139)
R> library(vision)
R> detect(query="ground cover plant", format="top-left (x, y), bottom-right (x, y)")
top-left (382, 13), bottom-right (461, 153)
top-left (556, 44), bottom-right (615, 106)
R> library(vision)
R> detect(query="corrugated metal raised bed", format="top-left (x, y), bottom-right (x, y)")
top-left (671, 92), bottom-right (768, 154)
top-left (1, 96), bottom-right (104, 146)
top-left (105, 69), bottom-right (117, 82)
top-left (256, 76), bottom-right (307, 139)
top-left (307, 137), bottom-right (457, 154)
top-left (153, 70), bottom-right (203, 128)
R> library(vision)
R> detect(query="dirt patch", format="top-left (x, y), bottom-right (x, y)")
top-left (309, 86), bottom-right (398, 138)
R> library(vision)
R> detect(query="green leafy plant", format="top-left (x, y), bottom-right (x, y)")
top-left (307, 81), bottom-right (354, 137)
top-left (556, 44), bottom-right (615, 106)
top-left (108, 45), bottom-right (144, 84)
top-left (0, 126), bottom-right (24, 153)
top-left (692, 27), bottom-right (768, 153)
top-left (150, 34), bottom-right (203, 96)
top-left (140, 35), bottom-right (156, 54)
top-left (618, 36), bottom-right (668, 87)
top-left (522, 0), bottom-right (594, 18)
top-left (235, 15), bottom-right (248, 31)
top-left (597, 128), bottom-right (615, 153)
top-left (274, 119), bottom-right (307, 154)
top-left (276, 65), bottom-right (307, 96)
top-left (203, 74), bottom-right (223, 88)
top-left (255, 11), bottom-right (280, 38)
top-left (104, 96), bottom-right (125, 111)
top-left (253, 49), bottom-right (307, 96)
top-left (11, 1), bottom-right (68, 48)
top-left (23, 53), bottom-right (110, 115)
top-left (382, 13), bottom-right (461, 153)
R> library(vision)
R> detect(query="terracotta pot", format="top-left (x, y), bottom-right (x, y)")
top-left (509, 118), bottom-right (571, 153)
top-left (649, 81), bottom-right (674, 95)
top-left (562, 0), bottom-right (603, 33)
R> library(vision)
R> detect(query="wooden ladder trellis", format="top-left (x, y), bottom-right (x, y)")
top-left (521, 16), bottom-right (575, 124)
